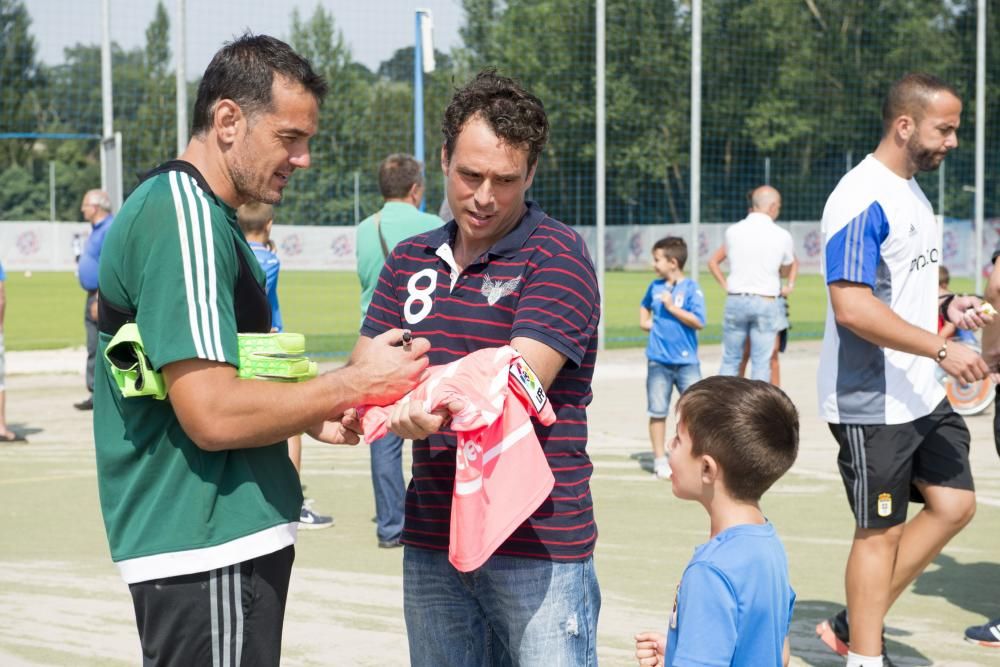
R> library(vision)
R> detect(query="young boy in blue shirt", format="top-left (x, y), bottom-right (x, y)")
top-left (237, 202), bottom-right (333, 530)
top-left (640, 237), bottom-right (706, 479)
top-left (634, 375), bottom-right (798, 666)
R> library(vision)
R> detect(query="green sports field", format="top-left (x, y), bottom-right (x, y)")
top-left (1, 342), bottom-right (998, 665)
top-left (3, 270), bottom-right (978, 353)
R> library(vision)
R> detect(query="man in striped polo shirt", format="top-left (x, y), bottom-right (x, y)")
top-left (353, 70), bottom-right (601, 665)
top-left (94, 34), bottom-right (429, 665)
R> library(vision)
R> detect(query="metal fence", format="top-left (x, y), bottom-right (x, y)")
top-left (2, 0), bottom-right (998, 350)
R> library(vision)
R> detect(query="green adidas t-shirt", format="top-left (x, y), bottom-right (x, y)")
top-left (95, 161), bottom-right (302, 584)
top-left (355, 201), bottom-right (444, 321)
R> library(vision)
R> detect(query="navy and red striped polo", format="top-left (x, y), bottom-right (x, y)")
top-left (361, 201), bottom-right (600, 561)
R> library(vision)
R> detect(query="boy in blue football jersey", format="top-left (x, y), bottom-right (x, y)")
top-left (639, 237), bottom-right (705, 480)
top-left (634, 376), bottom-right (798, 667)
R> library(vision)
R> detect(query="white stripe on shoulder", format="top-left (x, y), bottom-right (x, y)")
top-left (168, 172), bottom-right (209, 360)
top-left (189, 180), bottom-right (225, 359)
top-left (178, 174), bottom-right (219, 360)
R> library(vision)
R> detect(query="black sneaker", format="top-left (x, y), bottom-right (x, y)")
top-left (964, 616), bottom-right (1000, 647)
top-left (815, 609), bottom-right (850, 656)
top-left (816, 609), bottom-right (895, 666)
top-left (74, 396), bottom-right (94, 411)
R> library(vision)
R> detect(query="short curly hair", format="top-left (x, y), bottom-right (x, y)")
top-left (441, 69), bottom-right (549, 170)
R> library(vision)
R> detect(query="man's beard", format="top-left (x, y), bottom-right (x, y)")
top-left (230, 132), bottom-right (282, 205)
top-left (907, 134), bottom-right (946, 173)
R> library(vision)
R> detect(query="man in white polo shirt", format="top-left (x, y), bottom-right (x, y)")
top-left (708, 185), bottom-right (795, 382)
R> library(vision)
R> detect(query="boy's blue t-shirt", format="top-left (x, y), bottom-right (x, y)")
top-left (249, 242), bottom-right (282, 332)
top-left (641, 277), bottom-right (705, 365)
top-left (666, 521), bottom-right (795, 667)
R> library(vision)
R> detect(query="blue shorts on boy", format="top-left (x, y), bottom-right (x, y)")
top-left (642, 277), bottom-right (705, 416)
top-left (667, 522), bottom-right (794, 667)
top-left (647, 362), bottom-right (701, 417)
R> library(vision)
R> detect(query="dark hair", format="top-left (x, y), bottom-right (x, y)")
top-left (378, 153), bottom-right (424, 199)
top-left (236, 201), bottom-right (273, 234)
top-left (882, 72), bottom-right (960, 135)
top-left (442, 69), bottom-right (549, 169)
top-left (677, 376), bottom-right (799, 502)
top-left (191, 33), bottom-right (328, 136)
top-left (652, 236), bottom-right (688, 270)
top-left (938, 265), bottom-right (951, 287)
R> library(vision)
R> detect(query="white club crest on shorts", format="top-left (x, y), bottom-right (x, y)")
top-left (877, 492), bottom-right (892, 518)
top-left (481, 274), bottom-right (521, 305)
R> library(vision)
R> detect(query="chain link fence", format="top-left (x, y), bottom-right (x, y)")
top-left (2, 0), bottom-right (997, 352)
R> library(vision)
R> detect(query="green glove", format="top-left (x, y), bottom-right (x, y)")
top-left (237, 333), bottom-right (318, 382)
top-left (104, 323), bottom-right (167, 400)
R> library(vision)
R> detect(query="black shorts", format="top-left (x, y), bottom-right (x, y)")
top-left (829, 399), bottom-right (974, 529)
top-left (128, 545), bottom-right (294, 667)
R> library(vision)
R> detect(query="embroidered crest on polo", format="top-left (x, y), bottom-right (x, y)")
top-left (481, 274), bottom-right (522, 305)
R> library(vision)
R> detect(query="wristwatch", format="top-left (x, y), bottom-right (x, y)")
top-left (934, 340), bottom-right (948, 364)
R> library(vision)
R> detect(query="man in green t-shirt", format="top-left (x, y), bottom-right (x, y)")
top-left (355, 153), bottom-right (443, 548)
top-left (95, 34), bottom-right (429, 665)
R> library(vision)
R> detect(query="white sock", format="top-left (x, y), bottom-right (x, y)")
top-left (654, 456), bottom-right (669, 467)
top-left (846, 651), bottom-right (883, 667)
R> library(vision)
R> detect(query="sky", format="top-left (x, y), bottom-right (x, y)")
top-left (28, 0), bottom-right (465, 73)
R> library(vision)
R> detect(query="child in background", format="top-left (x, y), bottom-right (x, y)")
top-left (237, 202), bottom-right (334, 530)
top-left (938, 266), bottom-right (977, 344)
top-left (639, 237), bottom-right (705, 480)
top-left (634, 376), bottom-right (798, 666)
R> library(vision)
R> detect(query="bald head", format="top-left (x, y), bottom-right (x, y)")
top-left (882, 73), bottom-right (960, 136)
top-left (80, 189), bottom-right (111, 224)
top-left (750, 185), bottom-right (782, 220)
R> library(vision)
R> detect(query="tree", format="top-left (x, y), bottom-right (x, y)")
top-left (377, 46), bottom-right (453, 82)
top-left (0, 0), bottom-right (45, 166)
top-left (283, 6), bottom-right (374, 223)
top-left (123, 1), bottom-right (177, 184)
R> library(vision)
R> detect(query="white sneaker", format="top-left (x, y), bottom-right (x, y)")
top-left (654, 460), bottom-right (672, 480)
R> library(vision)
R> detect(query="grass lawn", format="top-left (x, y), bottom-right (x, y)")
top-left (4, 270), bottom-right (975, 354)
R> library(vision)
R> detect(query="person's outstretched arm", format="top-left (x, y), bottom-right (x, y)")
top-left (166, 329), bottom-right (429, 451)
top-left (780, 256), bottom-right (798, 297)
top-left (982, 260), bottom-right (1000, 376)
top-left (830, 281), bottom-right (988, 384)
top-left (707, 245), bottom-right (727, 290)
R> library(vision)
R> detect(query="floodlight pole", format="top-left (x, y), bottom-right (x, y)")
top-left (689, 0), bottom-right (702, 280)
top-left (975, 0), bottom-right (985, 293)
top-left (596, 0), bottom-right (606, 350)
top-left (176, 0), bottom-right (188, 155)
top-left (414, 10), bottom-right (434, 212)
top-left (100, 0), bottom-right (113, 194)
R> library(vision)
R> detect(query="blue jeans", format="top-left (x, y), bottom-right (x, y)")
top-left (719, 295), bottom-right (779, 382)
top-left (403, 547), bottom-right (601, 666)
top-left (646, 361), bottom-right (701, 417)
top-left (370, 432), bottom-right (404, 542)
